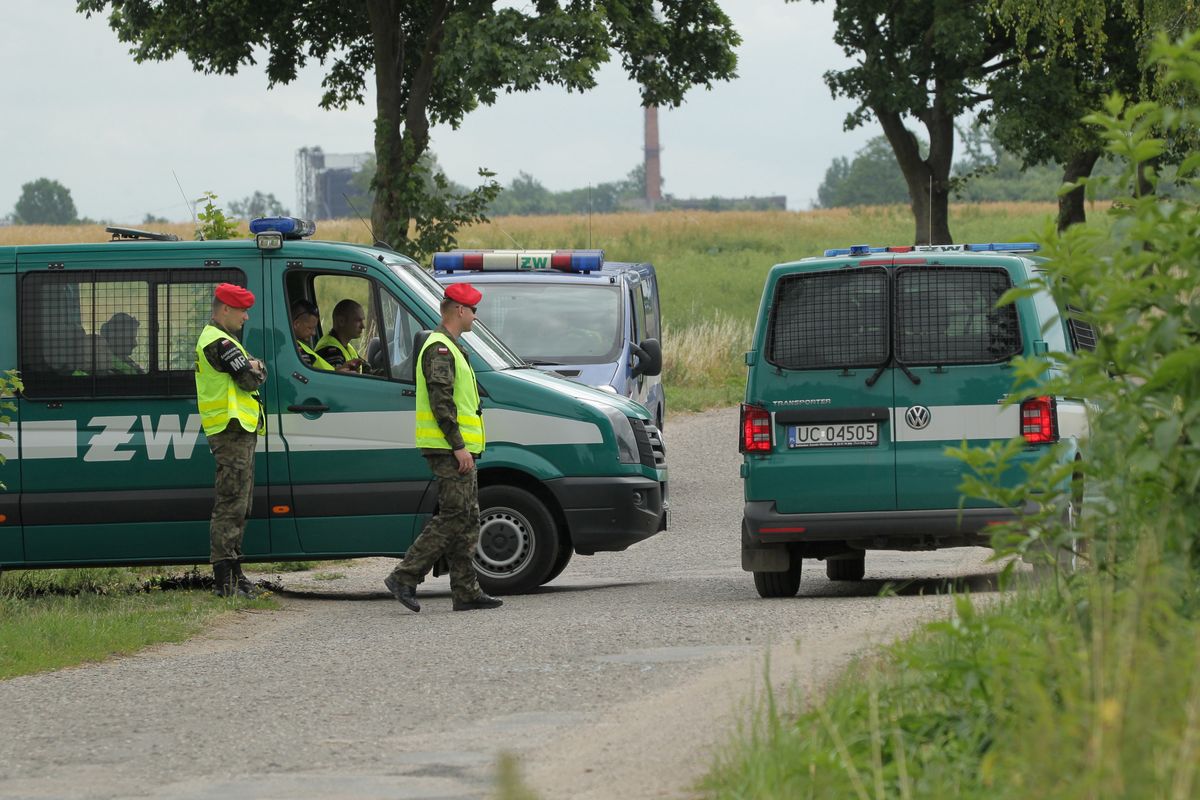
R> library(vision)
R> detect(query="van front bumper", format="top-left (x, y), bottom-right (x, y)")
top-left (741, 500), bottom-right (1036, 568)
top-left (548, 476), bottom-right (665, 555)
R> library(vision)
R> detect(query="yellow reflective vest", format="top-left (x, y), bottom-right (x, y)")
top-left (415, 331), bottom-right (485, 454)
top-left (297, 340), bottom-right (334, 371)
top-left (315, 333), bottom-right (361, 372)
top-left (195, 325), bottom-right (264, 437)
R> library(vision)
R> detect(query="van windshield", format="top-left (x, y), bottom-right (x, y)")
top-left (385, 260), bottom-right (524, 370)
top-left (467, 282), bottom-right (623, 365)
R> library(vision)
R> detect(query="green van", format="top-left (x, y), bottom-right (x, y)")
top-left (0, 220), bottom-right (668, 594)
top-left (740, 243), bottom-right (1091, 597)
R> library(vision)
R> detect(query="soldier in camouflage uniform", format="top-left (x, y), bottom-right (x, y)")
top-left (384, 282), bottom-right (503, 613)
top-left (195, 283), bottom-right (267, 598)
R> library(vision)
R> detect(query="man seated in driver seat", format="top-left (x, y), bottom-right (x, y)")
top-left (316, 299), bottom-right (368, 373)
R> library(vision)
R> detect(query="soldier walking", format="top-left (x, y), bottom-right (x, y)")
top-left (384, 282), bottom-right (502, 612)
top-left (195, 283), bottom-right (266, 598)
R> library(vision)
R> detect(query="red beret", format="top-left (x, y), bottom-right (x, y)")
top-left (445, 282), bottom-right (482, 306)
top-left (214, 283), bottom-right (255, 309)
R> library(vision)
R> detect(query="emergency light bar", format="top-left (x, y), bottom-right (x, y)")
top-left (250, 216), bottom-right (316, 239)
top-left (824, 242), bottom-right (1040, 257)
top-left (432, 249), bottom-right (604, 273)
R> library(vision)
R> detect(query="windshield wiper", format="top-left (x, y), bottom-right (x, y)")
top-left (525, 359), bottom-right (566, 366)
top-left (865, 356), bottom-right (921, 387)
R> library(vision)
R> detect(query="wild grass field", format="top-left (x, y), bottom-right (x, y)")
top-left (0, 202), bottom-right (1083, 410)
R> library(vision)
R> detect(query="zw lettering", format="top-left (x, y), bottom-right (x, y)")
top-left (82, 414), bottom-right (203, 462)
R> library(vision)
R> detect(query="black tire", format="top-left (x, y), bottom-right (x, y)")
top-left (826, 555), bottom-right (865, 581)
top-left (753, 557), bottom-right (802, 598)
top-left (542, 541), bottom-right (574, 586)
top-left (474, 485), bottom-right (560, 595)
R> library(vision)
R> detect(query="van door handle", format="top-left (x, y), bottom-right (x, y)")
top-left (287, 403), bottom-right (329, 414)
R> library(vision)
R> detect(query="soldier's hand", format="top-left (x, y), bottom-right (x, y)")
top-left (454, 448), bottom-right (474, 474)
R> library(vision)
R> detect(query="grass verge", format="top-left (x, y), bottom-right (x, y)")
top-left (0, 568), bottom-right (274, 680)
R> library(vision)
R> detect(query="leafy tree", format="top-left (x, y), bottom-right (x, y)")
top-left (808, 0), bottom-right (1013, 244)
top-left (228, 191), bottom-right (289, 219)
top-left (194, 192), bottom-right (240, 240)
top-left (77, 1), bottom-right (739, 261)
top-left (13, 178), bottom-right (78, 225)
top-left (816, 136), bottom-right (912, 208)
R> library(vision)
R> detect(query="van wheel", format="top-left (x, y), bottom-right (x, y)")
top-left (826, 556), bottom-right (865, 581)
top-left (753, 558), bottom-right (802, 598)
top-left (474, 486), bottom-right (560, 595)
top-left (542, 542), bottom-right (574, 586)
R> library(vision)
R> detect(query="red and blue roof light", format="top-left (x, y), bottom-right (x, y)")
top-left (432, 249), bottom-right (604, 273)
top-left (824, 242), bottom-right (1040, 257)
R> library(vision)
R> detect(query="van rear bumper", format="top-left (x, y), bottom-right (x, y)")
top-left (742, 500), bottom-right (1035, 567)
top-left (547, 476), bottom-right (665, 555)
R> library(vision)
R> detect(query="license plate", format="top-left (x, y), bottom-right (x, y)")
top-left (787, 422), bottom-right (879, 448)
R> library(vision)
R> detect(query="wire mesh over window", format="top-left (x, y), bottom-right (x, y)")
top-left (895, 267), bottom-right (1020, 365)
top-left (1066, 305), bottom-right (1097, 352)
top-left (19, 268), bottom-right (245, 398)
top-left (766, 268), bottom-right (889, 370)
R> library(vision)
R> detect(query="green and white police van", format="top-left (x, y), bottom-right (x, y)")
top-left (740, 243), bottom-right (1092, 597)
top-left (0, 219), bottom-right (668, 594)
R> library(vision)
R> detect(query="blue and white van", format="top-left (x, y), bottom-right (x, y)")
top-left (433, 250), bottom-right (667, 430)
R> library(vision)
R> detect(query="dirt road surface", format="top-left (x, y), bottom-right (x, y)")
top-left (0, 407), bottom-right (1004, 799)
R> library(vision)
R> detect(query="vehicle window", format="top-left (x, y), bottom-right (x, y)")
top-left (766, 268), bottom-right (889, 370)
top-left (19, 268), bottom-right (244, 398)
top-left (470, 282), bottom-right (623, 365)
top-left (1066, 305), bottom-right (1097, 352)
top-left (311, 274), bottom-right (379, 376)
top-left (631, 283), bottom-right (647, 343)
top-left (384, 260), bottom-right (524, 370)
top-left (642, 276), bottom-right (661, 340)
top-left (378, 288), bottom-right (426, 382)
top-left (895, 267), bottom-right (1021, 365)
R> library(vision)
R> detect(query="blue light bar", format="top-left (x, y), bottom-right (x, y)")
top-left (570, 249), bottom-right (604, 272)
top-left (965, 242), bottom-right (1040, 252)
top-left (824, 245), bottom-right (887, 257)
top-left (432, 249), bottom-right (604, 273)
top-left (431, 252), bottom-right (464, 271)
top-left (249, 216), bottom-right (316, 239)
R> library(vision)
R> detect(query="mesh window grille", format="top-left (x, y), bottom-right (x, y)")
top-left (1066, 305), bottom-right (1097, 352)
top-left (766, 268), bottom-right (889, 370)
top-left (895, 267), bottom-right (1020, 365)
top-left (20, 268), bottom-right (245, 398)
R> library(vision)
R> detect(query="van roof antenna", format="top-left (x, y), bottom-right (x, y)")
top-left (173, 170), bottom-right (200, 239)
top-left (343, 193), bottom-right (394, 251)
top-left (493, 219), bottom-right (522, 250)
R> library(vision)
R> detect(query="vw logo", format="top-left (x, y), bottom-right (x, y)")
top-left (905, 405), bottom-right (932, 430)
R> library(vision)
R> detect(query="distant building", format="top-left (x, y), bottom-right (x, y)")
top-left (295, 147), bottom-right (372, 220)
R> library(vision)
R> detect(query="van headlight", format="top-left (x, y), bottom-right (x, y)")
top-left (586, 401), bottom-right (640, 464)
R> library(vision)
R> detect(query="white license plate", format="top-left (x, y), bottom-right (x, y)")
top-left (787, 423), bottom-right (879, 448)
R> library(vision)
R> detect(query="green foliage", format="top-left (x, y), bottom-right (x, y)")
top-left (487, 165), bottom-right (645, 216)
top-left (817, 136), bottom-right (916, 208)
top-left (403, 164), bottom-right (502, 263)
top-left (227, 191), bottom-right (288, 219)
top-left (194, 191), bottom-right (240, 241)
top-left (0, 371), bottom-right (21, 491)
top-left (12, 177), bottom-right (79, 225)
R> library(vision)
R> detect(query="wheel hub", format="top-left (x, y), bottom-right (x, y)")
top-left (475, 508), bottom-right (534, 575)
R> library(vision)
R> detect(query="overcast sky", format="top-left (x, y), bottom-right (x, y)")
top-left (1, 1), bottom-right (880, 223)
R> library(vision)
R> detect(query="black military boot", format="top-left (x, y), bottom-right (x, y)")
top-left (383, 573), bottom-right (420, 612)
top-left (452, 592), bottom-right (503, 611)
top-left (232, 561), bottom-right (261, 598)
top-left (212, 560), bottom-right (238, 597)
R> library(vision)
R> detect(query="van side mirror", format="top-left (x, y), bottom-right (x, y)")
top-left (631, 338), bottom-right (663, 378)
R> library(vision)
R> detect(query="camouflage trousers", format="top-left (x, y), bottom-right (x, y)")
top-left (207, 423), bottom-right (257, 563)
top-left (389, 453), bottom-right (482, 602)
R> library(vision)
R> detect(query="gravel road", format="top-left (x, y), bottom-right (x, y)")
top-left (0, 407), bottom-right (1006, 800)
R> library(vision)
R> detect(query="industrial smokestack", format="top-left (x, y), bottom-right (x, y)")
top-left (644, 105), bottom-right (662, 209)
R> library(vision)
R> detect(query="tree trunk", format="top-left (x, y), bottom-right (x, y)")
top-left (1056, 149), bottom-right (1101, 232)
top-left (877, 100), bottom-right (954, 246)
top-left (367, 1), bottom-right (449, 252)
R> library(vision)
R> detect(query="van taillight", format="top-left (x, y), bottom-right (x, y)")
top-left (1020, 396), bottom-right (1058, 444)
top-left (741, 404), bottom-right (772, 453)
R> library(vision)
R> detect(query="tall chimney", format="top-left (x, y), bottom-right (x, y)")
top-left (644, 105), bottom-right (662, 209)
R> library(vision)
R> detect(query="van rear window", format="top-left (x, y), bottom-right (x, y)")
top-left (19, 268), bottom-right (245, 398)
top-left (895, 267), bottom-right (1020, 365)
top-left (766, 268), bottom-right (889, 370)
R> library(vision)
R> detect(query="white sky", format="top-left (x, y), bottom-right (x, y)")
top-left (0, 1), bottom-right (880, 223)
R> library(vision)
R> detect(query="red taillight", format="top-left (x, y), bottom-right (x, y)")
top-left (1020, 396), bottom-right (1058, 444)
top-left (741, 404), bottom-right (772, 453)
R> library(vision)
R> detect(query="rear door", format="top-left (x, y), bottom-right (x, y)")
top-left (0, 253), bottom-right (20, 564)
top-left (892, 264), bottom-right (1022, 510)
top-left (758, 266), bottom-right (896, 514)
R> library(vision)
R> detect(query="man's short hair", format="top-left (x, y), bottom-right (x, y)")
top-left (332, 299), bottom-right (363, 326)
top-left (291, 299), bottom-right (320, 320)
top-left (440, 297), bottom-right (457, 314)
